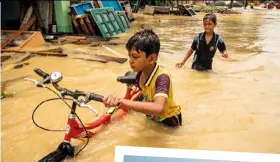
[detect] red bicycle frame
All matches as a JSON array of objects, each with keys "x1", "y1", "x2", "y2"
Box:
[
  {"x1": 63, "y1": 86, "x2": 141, "y2": 142},
  {"x1": 27, "y1": 68, "x2": 141, "y2": 161}
]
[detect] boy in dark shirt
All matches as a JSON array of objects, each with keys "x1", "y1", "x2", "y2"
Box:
[{"x1": 176, "y1": 13, "x2": 229, "y2": 71}]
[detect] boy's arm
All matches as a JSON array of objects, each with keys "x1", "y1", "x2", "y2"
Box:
[
  {"x1": 103, "y1": 75, "x2": 170, "y2": 116},
  {"x1": 119, "y1": 97, "x2": 166, "y2": 116},
  {"x1": 176, "y1": 49, "x2": 194, "y2": 68},
  {"x1": 217, "y1": 36, "x2": 229, "y2": 58},
  {"x1": 176, "y1": 35, "x2": 198, "y2": 68},
  {"x1": 181, "y1": 49, "x2": 194, "y2": 63},
  {"x1": 120, "y1": 74, "x2": 170, "y2": 116},
  {"x1": 221, "y1": 50, "x2": 228, "y2": 58}
]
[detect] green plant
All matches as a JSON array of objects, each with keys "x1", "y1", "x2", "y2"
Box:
[{"x1": 1, "y1": 84, "x2": 14, "y2": 99}]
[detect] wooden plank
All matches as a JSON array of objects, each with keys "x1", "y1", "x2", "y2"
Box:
[
  {"x1": 78, "y1": 16, "x2": 90, "y2": 35},
  {"x1": 15, "y1": 53, "x2": 36, "y2": 63},
  {"x1": 84, "y1": 15, "x2": 96, "y2": 35},
  {"x1": 101, "y1": 45, "x2": 126, "y2": 58},
  {"x1": 18, "y1": 31, "x2": 45, "y2": 50},
  {"x1": 1, "y1": 49, "x2": 68, "y2": 57},
  {"x1": 49, "y1": 0, "x2": 53, "y2": 25},
  {"x1": 86, "y1": 36, "x2": 111, "y2": 41},
  {"x1": 72, "y1": 15, "x2": 83, "y2": 33},
  {"x1": 14, "y1": 62, "x2": 30, "y2": 69},
  {"x1": 20, "y1": 3, "x2": 27, "y2": 26},
  {"x1": 71, "y1": 54, "x2": 109, "y2": 63},
  {"x1": 70, "y1": 52, "x2": 127, "y2": 64},
  {"x1": 1, "y1": 53, "x2": 35, "y2": 63},
  {"x1": 20, "y1": 6, "x2": 33, "y2": 29},
  {"x1": 1, "y1": 55, "x2": 12, "y2": 63},
  {"x1": 1, "y1": 76, "x2": 33, "y2": 85},
  {"x1": 78, "y1": 18, "x2": 89, "y2": 35},
  {"x1": 38, "y1": 47, "x2": 63, "y2": 53},
  {"x1": 91, "y1": 53, "x2": 127, "y2": 63},
  {"x1": 1, "y1": 15, "x2": 36, "y2": 49},
  {"x1": 74, "y1": 15, "x2": 90, "y2": 35},
  {"x1": 25, "y1": 14, "x2": 37, "y2": 29},
  {"x1": 72, "y1": 39, "x2": 92, "y2": 45},
  {"x1": 58, "y1": 36, "x2": 86, "y2": 43},
  {"x1": 90, "y1": 41, "x2": 120, "y2": 47}
]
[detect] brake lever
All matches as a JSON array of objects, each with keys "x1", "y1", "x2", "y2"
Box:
[
  {"x1": 80, "y1": 103, "x2": 98, "y2": 116},
  {"x1": 73, "y1": 99, "x2": 98, "y2": 116},
  {"x1": 24, "y1": 78, "x2": 46, "y2": 88}
]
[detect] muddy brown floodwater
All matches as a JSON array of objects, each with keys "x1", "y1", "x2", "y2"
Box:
[{"x1": 2, "y1": 9, "x2": 280, "y2": 162}]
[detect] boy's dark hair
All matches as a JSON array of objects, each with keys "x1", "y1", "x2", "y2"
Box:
[
  {"x1": 203, "y1": 13, "x2": 217, "y2": 24},
  {"x1": 126, "y1": 29, "x2": 160, "y2": 57}
]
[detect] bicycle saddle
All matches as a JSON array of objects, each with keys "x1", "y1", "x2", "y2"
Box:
[{"x1": 117, "y1": 71, "x2": 138, "y2": 85}]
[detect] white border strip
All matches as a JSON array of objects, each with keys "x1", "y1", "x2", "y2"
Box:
[{"x1": 115, "y1": 146, "x2": 280, "y2": 162}]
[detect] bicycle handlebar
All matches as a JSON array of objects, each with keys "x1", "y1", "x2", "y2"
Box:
[
  {"x1": 87, "y1": 93, "x2": 104, "y2": 103},
  {"x1": 27, "y1": 68, "x2": 105, "y2": 103},
  {"x1": 34, "y1": 68, "x2": 49, "y2": 79}
]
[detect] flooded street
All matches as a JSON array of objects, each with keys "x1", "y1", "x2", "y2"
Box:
[{"x1": 2, "y1": 9, "x2": 280, "y2": 161}]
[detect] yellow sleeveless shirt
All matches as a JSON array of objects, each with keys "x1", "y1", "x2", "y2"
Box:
[{"x1": 139, "y1": 63, "x2": 181, "y2": 121}]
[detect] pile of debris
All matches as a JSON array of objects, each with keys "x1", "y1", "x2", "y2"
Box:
[
  {"x1": 1, "y1": 0, "x2": 133, "y2": 65},
  {"x1": 1, "y1": 0, "x2": 134, "y2": 38},
  {"x1": 217, "y1": 8, "x2": 241, "y2": 14},
  {"x1": 142, "y1": 3, "x2": 197, "y2": 17},
  {"x1": 192, "y1": 6, "x2": 241, "y2": 14},
  {"x1": 69, "y1": 1, "x2": 134, "y2": 37},
  {"x1": 1, "y1": 35, "x2": 128, "y2": 67}
]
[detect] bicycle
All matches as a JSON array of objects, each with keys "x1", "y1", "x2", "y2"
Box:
[{"x1": 25, "y1": 68, "x2": 141, "y2": 162}]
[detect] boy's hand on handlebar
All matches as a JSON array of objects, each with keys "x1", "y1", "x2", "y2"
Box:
[{"x1": 103, "y1": 94, "x2": 121, "y2": 107}]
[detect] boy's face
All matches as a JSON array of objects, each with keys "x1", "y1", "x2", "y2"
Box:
[
  {"x1": 203, "y1": 18, "x2": 216, "y2": 33},
  {"x1": 128, "y1": 48, "x2": 157, "y2": 72}
]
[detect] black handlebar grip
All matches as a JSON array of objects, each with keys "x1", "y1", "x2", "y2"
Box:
[
  {"x1": 89, "y1": 93, "x2": 104, "y2": 102},
  {"x1": 34, "y1": 68, "x2": 49, "y2": 79}
]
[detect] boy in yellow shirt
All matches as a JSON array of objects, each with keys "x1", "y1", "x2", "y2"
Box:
[{"x1": 103, "y1": 29, "x2": 182, "y2": 127}]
